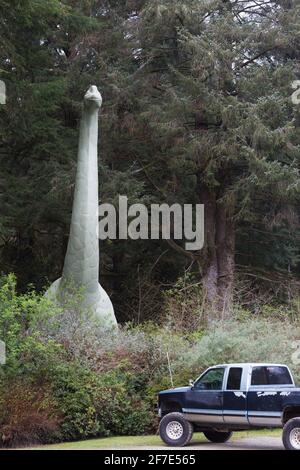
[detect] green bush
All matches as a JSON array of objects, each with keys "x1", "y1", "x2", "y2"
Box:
[
  {"x1": 49, "y1": 362, "x2": 155, "y2": 440},
  {"x1": 177, "y1": 319, "x2": 300, "y2": 384}
]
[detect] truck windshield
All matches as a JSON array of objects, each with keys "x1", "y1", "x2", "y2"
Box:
[{"x1": 251, "y1": 366, "x2": 293, "y2": 386}]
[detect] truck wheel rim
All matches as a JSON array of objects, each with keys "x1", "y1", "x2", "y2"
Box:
[
  {"x1": 290, "y1": 428, "x2": 300, "y2": 449},
  {"x1": 165, "y1": 421, "x2": 184, "y2": 440}
]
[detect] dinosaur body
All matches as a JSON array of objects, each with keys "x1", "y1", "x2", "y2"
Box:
[{"x1": 47, "y1": 86, "x2": 117, "y2": 327}]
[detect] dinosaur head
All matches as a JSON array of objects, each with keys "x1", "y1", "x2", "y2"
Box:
[{"x1": 84, "y1": 85, "x2": 102, "y2": 110}]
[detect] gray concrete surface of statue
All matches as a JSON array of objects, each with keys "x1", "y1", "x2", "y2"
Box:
[{"x1": 47, "y1": 86, "x2": 117, "y2": 328}]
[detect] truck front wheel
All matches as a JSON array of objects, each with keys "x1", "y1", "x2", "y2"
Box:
[
  {"x1": 204, "y1": 430, "x2": 233, "y2": 443},
  {"x1": 283, "y1": 418, "x2": 300, "y2": 450},
  {"x1": 159, "y1": 412, "x2": 193, "y2": 447}
]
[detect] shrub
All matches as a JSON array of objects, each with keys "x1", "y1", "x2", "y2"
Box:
[
  {"x1": 0, "y1": 380, "x2": 60, "y2": 448},
  {"x1": 91, "y1": 369, "x2": 156, "y2": 436},
  {"x1": 178, "y1": 319, "x2": 300, "y2": 384},
  {"x1": 46, "y1": 361, "x2": 156, "y2": 440}
]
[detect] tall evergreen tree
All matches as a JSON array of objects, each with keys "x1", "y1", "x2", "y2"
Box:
[{"x1": 126, "y1": 0, "x2": 300, "y2": 318}]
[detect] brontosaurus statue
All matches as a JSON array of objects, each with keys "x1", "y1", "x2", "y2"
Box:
[{"x1": 47, "y1": 85, "x2": 117, "y2": 327}]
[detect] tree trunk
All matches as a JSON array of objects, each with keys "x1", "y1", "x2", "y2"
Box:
[
  {"x1": 199, "y1": 185, "x2": 218, "y2": 308},
  {"x1": 198, "y1": 178, "x2": 235, "y2": 320},
  {"x1": 216, "y1": 194, "x2": 235, "y2": 319}
]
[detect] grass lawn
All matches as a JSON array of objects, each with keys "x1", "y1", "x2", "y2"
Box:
[{"x1": 25, "y1": 429, "x2": 282, "y2": 450}]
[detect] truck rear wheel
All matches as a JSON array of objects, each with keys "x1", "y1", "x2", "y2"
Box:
[
  {"x1": 283, "y1": 418, "x2": 300, "y2": 450},
  {"x1": 204, "y1": 430, "x2": 233, "y2": 443},
  {"x1": 159, "y1": 412, "x2": 193, "y2": 447}
]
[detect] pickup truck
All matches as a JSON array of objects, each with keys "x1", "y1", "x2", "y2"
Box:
[{"x1": 158, "y1": 363, "x2": 300, "y2": 450}]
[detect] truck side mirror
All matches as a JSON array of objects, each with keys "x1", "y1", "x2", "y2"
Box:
[{"x1": 189, "y1": 379, "x2": 194, "y2": 388}]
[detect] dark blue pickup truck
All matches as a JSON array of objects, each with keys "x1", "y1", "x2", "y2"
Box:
[{"x1": 158, "y1": 363, "x2": 300, "y2": 450}]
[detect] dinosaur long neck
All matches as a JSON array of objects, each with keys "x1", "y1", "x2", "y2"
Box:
[{"x1": 62, "y1": 105, "x2": 99, "y2": 294}]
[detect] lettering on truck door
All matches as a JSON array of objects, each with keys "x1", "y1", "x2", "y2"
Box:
[{"x1": 247, "y1": 366, "x2": 292, "y2": 426}]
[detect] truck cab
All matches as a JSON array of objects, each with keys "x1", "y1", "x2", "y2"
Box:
[{"x1": 158, "y1": 363, "x2": 300, "y2": 449}]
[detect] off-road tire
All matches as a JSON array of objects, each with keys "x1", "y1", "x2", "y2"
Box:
[
  {"x1": 159, "y1": 412, "x2": 193, "y2": 447},
  {"x1": 283, "y1": 417, "x2": 300, "y2": 450}
]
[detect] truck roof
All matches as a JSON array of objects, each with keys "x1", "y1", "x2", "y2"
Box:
[{"x1": 211, "y1": 363, "x2": 288, "y2": 368}]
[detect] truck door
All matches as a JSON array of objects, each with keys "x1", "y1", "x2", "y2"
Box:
[
  {"x1": 184, "y1": 367, "x2": 225, "y2": 424},
  {"x1": 247, "y1": 366, "x2": 292, "y2": 426},
  {"x1": 223, "y1": 366, "x2": 248, "y2": 426}
]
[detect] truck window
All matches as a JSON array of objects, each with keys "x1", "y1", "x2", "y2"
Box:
[
  {"x1": 251, "y1": 367, "x2": 268, "y2": 385},
  {"x1": 251, "y1": 366, "x2": 293, "y2": 386},
  {"x1": 194, "y1": 367, "x2": 225, "y2": 391},
  {"x1": 267, "y1": 366, "x2": 293, "y2": 385},
  {"x1": 226, "y1": 367, "x2": 243, "y2": 390}
]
